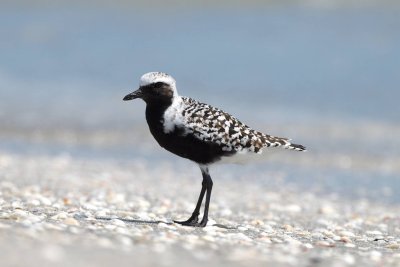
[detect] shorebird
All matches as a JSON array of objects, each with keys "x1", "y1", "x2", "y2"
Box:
[{"x1": 123, "y1": 72, "x2": 306, "y2": 227}]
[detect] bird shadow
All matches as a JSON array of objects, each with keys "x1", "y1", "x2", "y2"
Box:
[
  {"x1": 95, "y1": 217, "x2": 237, "y2": 229},
  {"x1": 95, "y1": 216, "x2": 172, "y2": 225}
]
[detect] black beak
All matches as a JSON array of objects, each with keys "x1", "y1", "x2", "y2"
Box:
[{"x1": 123, "y1": 88, "x2": 142, "y2": 101}]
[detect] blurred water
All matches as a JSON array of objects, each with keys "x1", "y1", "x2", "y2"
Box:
[
  {"x1": 1, "y1": 5, "x2": 399, "y2": 202},
  {"x1": 1, "y1": 6, "x2": 400, "y2": 124}
]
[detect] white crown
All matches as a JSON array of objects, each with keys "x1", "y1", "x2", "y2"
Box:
[{"x1": 139, "y1": 72, "x2": 177, "y2": 88}]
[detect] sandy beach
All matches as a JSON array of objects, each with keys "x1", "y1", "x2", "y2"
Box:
[{"x1": 1, "y1": 151, "x2": 399, "y2": 267}]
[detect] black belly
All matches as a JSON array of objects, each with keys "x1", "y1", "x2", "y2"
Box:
[
  {"x1": 145, "y1": 104, "x2": 234, "y2": 165},
  {"x1": 153, "y1": 127, "x2": 234, "y2": 164}
]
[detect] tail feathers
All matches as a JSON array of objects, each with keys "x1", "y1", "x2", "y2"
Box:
[
  {"x1": 257, "y1": 132, "x2": 306, "y2": 152},
  {"x1": 286, "y1": 143, "x2": 307, "y2": 151}
]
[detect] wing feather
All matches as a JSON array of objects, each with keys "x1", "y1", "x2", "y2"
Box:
[{"x1": 179, "y1": 97, "x2": 304, "y2": 153}]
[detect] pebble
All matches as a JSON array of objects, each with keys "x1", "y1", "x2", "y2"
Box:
[
  {"x1": 237, "y1": 226, "x2": 248, "y2": 231},
  {"x1": 62, "y1": 218, "x2": 79, "y2": 226},
  {"x1": 51, "y1": 212, "x2": 68, "y2": 220},
  {"x1": 202, "y1": 235, "x2": 215, "y2": 242},
  {"x1": 315, "y1": 241, "x2": 335, "y2": 247},
  {"x1": 338, "y1": 230, "x2": 356, "y2": 237},
  {"x1": 386, "y1": 243, "x2": 400, "y2": 249},
  {"x1": 9, "y1": 210, "x2": 29, "y2": 220},
  {"x1": 340, "y1": 236, "x2": 352, "y2": 243},
  {"x1": 39, "y1": 197, "x2": 53, "y2": 206},
  {"x1": 111, "y1": 219, "x2": 126, "y2": 227},
  {"x1": 250, "y1": 219, "x2": 264, "y2": 226},
  {"x1": 366, "y1": 230, "x2": 383, "y2": 236},
  {"x1": 28, "y1": 199, "x2": 41, "y2": 206},
  {"x1": 311, "y1": 232, "x2": 324, "y2": 239},
  {"x1": 282, "y1": 224, "x2": 293, "y2": 232},
  {"x1": 344, "y1": 243, "x2": 356, "y2": 248},
  {"x1": 95, "y1": 210, "x2": 108, "y2": 218},
  {"x1": 262, "y1": 224, "x2": 274, "y2": 233},
  {"x1": 302, "y1": 243, "x2": 313, "y2": 249}
]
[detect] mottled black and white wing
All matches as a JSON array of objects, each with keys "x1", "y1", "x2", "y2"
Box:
[{"x1": 180, "y1": 97, "x2": 306, "y2": 153}]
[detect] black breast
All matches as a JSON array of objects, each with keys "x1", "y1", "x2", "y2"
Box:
[{"x1": 145, "y1": 104, "x2": 234, "y2": 165}]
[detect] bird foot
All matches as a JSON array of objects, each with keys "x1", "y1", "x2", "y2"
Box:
[{"x1": 174, "y1": 216, "x2": 208, "y2": 227}]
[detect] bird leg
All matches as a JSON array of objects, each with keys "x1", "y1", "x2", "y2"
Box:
[
  {"x1": 198, "y1": 168, "x2": 213, "y2": 227},
  {"x1": 174, "y1": 166, "x2": 213, "y2": 227}
]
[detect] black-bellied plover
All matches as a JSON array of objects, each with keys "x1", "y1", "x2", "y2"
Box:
[{"x1": 123, "y1": 72, "x2": 306, "y2": 227}]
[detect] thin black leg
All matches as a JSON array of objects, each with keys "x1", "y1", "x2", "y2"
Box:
[
  {"x1": 174, "y1": 165, "x2": 213, "y2": 227},
  {"x1": 174, "y1": 180, "x2": 206, "y2": 226},
  {"x1": 198, "y1": 168, "x2": 213, "y2": 227}
]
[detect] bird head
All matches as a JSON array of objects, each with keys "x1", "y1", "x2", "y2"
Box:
[{"x1": 123, "y1": 72, "x2": 178, "y2": 104}]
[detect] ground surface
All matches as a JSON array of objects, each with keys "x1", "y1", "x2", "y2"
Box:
[{"x1": 1, "y1": 152, "x2": 399, "y2": 267}]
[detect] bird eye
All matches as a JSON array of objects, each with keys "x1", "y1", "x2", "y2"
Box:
[{"x1": 154, "y1": 82, "x2": 164, "y2": 88}]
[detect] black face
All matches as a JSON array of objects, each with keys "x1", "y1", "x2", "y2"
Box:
[
  {"x1": 123, "y1": 82, "x2": 174, "y2": 105},
  {"x1": 141, "y1": 82, "x2": 173, "y2": 100}
]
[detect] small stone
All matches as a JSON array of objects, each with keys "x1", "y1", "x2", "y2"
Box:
[
  {"x1": 10, "y1": 210, "x2": 28, "y2": 220},
  {"x1": 303, "y1": 243, "x2": 313, "y2": 249},
  {"x1": 311, "y1": 232, "x2": 324, "y2": 239},
  {"x1": 39, "y1": 197, "x2": 52, "y2": 206},
  {"x1": 282, "y1": 224, "x2": 293, "y2": 232},
  {"x1": 28, "y1": 199, "x2": 41, "y2": 206},
  {"x1": 51, "y1": 212, "x2": 68, "y2": 220},
  {"x1": 250, "y1": 219, "x2": 264, "y2": 226},
  {"x1": 338, "y1": 230, "x2": 356, "y2": 237},
  {"x1": 111, "y1": 219, "x2": 126, "y2": 227},
  {"x1": 202, "y1": 235, "x2": 215, "y2": 242},
  {"x1": 262, "y1": 225, "x2": 274, "y2": 233},
  {"x1": 297, "y1": 231, "x2": 311, "y2": 237},
  {"x1": 63, "y1": 197, "x2": 72, "y2": 206},
  {"x1": 322, "y1": 230, "x2": 334, "y2": 237},
  {"x1": 95, "y1": 210, "x2": 108, "y2": 218},
  {"x1": 341, "y1": 236, "x2": 352, "y2": 243},
  {"x1": 386, "y1": 243, "x2": 400, "y2": 249},
  {"x1": 237, "y1": 226, "x2": 248, "y2": 231},
  {"x1": 63, "y1": 218, "x2": 79, "y2": 226},
  {"x1": 366, "y1": 230, "x2": 383, "y2": 236},
  {"x1": 315, "y1": 241, "x2": 335, "y2": 247},
  {"x1": 11, "y1": 201, "x2": 23, "y2": 209}
]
